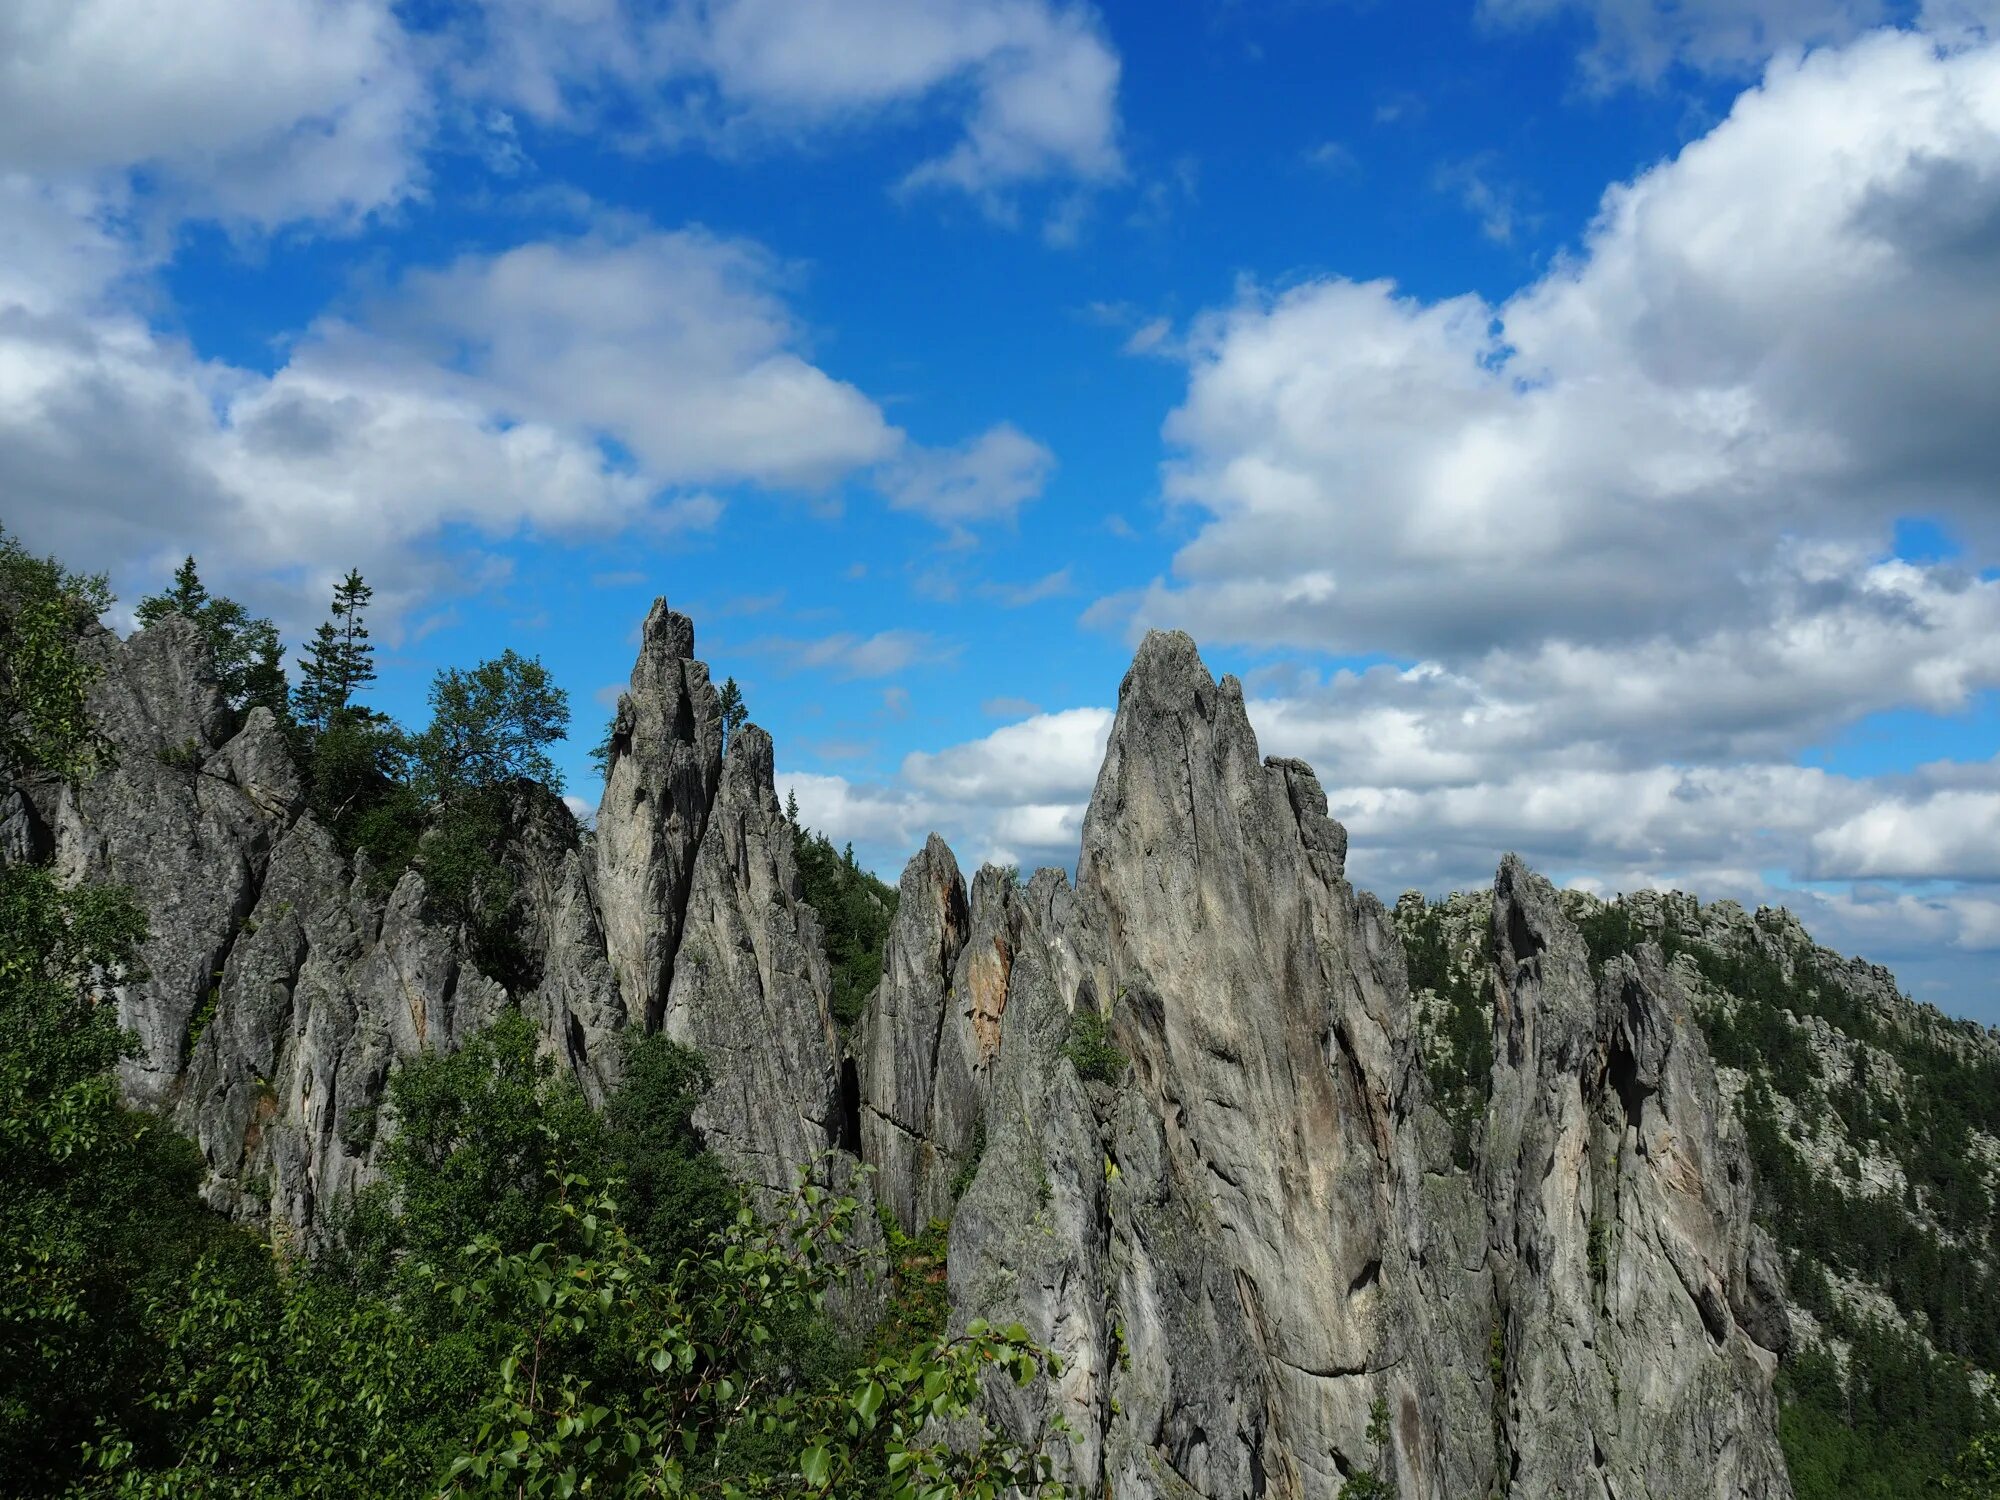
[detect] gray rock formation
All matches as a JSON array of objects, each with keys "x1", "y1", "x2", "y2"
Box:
[
  {"x1": 662, "y1": 724, "x2": 843, "y2": 1198},
  {"x1": 14, "y1": 597, "x2": 1802, "y2": 1498},
  {"x1": 862, "y1": 630, "x2": 1794, "y2": 1499},
  {"x1": 38, "y1": 619, "x2": 300, "y2": 1106},
  {"x1": 1485, "y1": 857, "x2": 1790, "y2": 1498},
  {"x1": 594, "y1": 600, "x2": 721, "y2": 1031},
  {"x1": 856, "y1": 833, "x2": 970, "y2": 1232}
]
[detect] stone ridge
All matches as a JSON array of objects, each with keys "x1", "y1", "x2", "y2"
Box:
[{"x1": 16, "y1": 602, "x2": 1802, "y2": 1497}]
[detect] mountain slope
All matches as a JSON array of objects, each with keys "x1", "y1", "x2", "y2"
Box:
[{"x1": 1396, "y1": 885, "x2": 2000, "y2": 1495}]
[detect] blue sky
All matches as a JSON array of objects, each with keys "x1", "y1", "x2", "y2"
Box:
[{"x1": 7, "y1": 0, "x2": 2000, "y2": 1018}]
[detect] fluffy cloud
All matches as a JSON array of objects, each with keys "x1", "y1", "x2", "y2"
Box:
[
  {"x1": 1116, "y1": 30, "x2": 2000, "y2": 669},
  {"x1": 338, "y1": 229, "x2": 900, "y2": 490},
  {"x1": 782, "y1": 706, "x2": 1110, "y2": 870},
  {"x1": 453, "y1": 0, "x2": 1123, "y2": 201},
  {"x1": 882, "y1": 423, "x2": 1056, "y2": 528},
  {"x1": 0, "y1": 218, "x2": 909, "y2": 625},
  {"x1": 0, "y1": 0, "x2": 426, "y2": 225},
  {"x1": 2, "y1": 0, "x2": 1124, "y2": 237}
]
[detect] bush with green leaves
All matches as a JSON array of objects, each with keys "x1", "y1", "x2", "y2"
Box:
[
  {"x1": 75, "y1": 1003, "x2": 1071, "y2": 1500},
  {"x1": 0, "y1": 536, "x2": 262, "y2": 1489},
  {"x1": 0, "y1": 527, "x2": 114, "y2": 778},
  {"x1": 441, "y1": 1170, "x2": 1069, "y2": 1498},
  {"x1": 1062, "y1": 1006, "x2": 1126, "y2": 1085}
]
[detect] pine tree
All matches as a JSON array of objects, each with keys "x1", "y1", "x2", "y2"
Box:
[
  {"x1": 135, "y1": 556, "x2": 209, "y2": 627},
  {"x1": 717, "y1": 677, "x2": 747, "y2": 746},
  {"x1": 295, "y1": 570, "x2": 376, "y2": 730},
  {"x1": 331, "y1": 569, "x2": 375, "y2": 700}
]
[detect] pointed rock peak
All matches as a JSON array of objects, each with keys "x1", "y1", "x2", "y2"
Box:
[
  {"x1": 720, "y1": 723, "x2": 775, "y2": 793},
  {"x1": 639, "y1": 598, "x2": 696, "y2": 662},
  {"x1": 883, "y1": 834, "x2": 970, "y2": 984},
  {"x1": 1490, "y1": 853, "x2": 1597, "y2": 1040},
  {"x1": 1120, "y1": 628, "x2": 1217, "y2": 705},
  {"x1": 893, "y1": 835, "x2": 969, "y2": 936},
  {"x1": 1493, "y1": 854, "x2": 1565, "y2": 965},
  {"x1": 912, "y1": 832, "x2": 960, "y2": 880},
  {"x1": 1109, "y1": 628, "x2": 1254, "y2": 738}
]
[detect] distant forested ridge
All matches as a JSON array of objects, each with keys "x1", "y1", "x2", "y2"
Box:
[{"x1": 1399, "y1": 887, "x2": 2000, "y2": 1498}]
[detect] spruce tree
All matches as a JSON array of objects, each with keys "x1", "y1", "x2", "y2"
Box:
[
  {"x1": 295, "y1": 569, "x2": 376, "y2": 729},
  {"x1": 135, "y1": 556, "x2": 208, "y2": 625},
  {"x1": 717, "y1": 676, "x2": 747, "y2": 746},
  {"x1": 331, "y1": 569, "x2": 375, "y2": 701}
]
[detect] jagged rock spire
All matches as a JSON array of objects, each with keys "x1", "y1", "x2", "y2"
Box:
[
  {"x1": 593, "y1": 599, "x2": 721, "y2": 1030},
  {"x1": 661, "y1": 723, "x2": 844, "y2": 1197}
]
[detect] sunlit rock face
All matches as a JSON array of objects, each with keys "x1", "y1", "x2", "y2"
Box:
[
  {"x1": 863, "y1": 629, "x2": 1792, "y2": 1499},
  {"x1": 21, "y1": 602, "x2": 1794, "y2": 1496}
]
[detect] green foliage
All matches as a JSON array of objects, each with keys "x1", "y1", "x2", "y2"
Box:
[
  {"x1": 1339, "y1": 1396, "x2": 1397, "y2": 1498},
  {"x1": 411, "y1": 649, "x2": 571, "y2": 806},
  {"x1": 1396, "y1": 899, "x2": 1493, "y2": 1166},
  {"x1": 84, "y1": 1260, "x2": 447, "y2": 1498},
  {"x1": 135, "y1": 555, "x2": 288, "y2": 720},
  {"x1": 1778, "y1": 1323, "x2": 1997, "y2": 1500},
  {"x1": 1941, "y1": 1428, "x2": 2000, "y2": 1498},
  {"x1": 868, "y1": 1213, "x2": 953, "y2": 1364},
  {"x1": 1573, "y1": 900, "x2": 1648, "y2": 976},
  {"x1": 411, "y1": 786, "x2": 530, "y2": 984},
  {"x1": 294, "y1": 569, "x2": 377, "y2": 731},
  {"x1": 438, "y1": 1171, "x2": 1068, "y2": 1500},
  {"x1": 1062, "y1": 1006, "x2": 1127, "y2": 1085},
  {"x1": 603, "y1": 1031, "x2": 740, "y2": 1267},
  {"x1": 346, "y1": 1012, "x2": 608, "y2": 1283},
  {"x1": 717, "y1": 675, "x2": 747, "y2": 744},
  {"x1": 64, "y1": 995, "x2": 1070, "y2": 1498},
  {"x1": 304, "y1": 707, "x2": 422, "y2": 880},
  {"x1": 0, "y1": 859, "x2": 264, "y2": 1489},
  {"x1": 790, "y1": 809, "x2": 898, "y2": 1028},
  {"x1": 590, "y1": 713, "x2": 618, "y2": 783},
  {"x1": 0, "y1": 525, "x2": 114, "y2": 778}
]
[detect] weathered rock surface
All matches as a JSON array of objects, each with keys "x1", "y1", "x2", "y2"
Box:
[
  {"x1": 37, "y1": 620, "x2": 300, "y2": 1106},
  {"x1": 856, "y1": 833, "x2": 970, "y2": 1232},
  {"x1": 1485, "y1": 857, "x2": 1790, "y2": 1499},
  {"x1": 594, "y1": 601, "x2": 721, "y2": 1031},
  {"x1": 16, "y1": 601, "x2": 1803, "y2": 1497},
  {"x1": 863, "y1": 630, "x2": 1794, "y2": 1499},
  {"x1": 662, "y1": 724, "x2": 843, "y2": 1198}
]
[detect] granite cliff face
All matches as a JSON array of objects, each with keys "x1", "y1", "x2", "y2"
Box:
[
  {"x1": 858, "y1": 632, "x2": 1792, "y2": 1498},
  {"x1": 13, "y1": 603, "x2": 1803, "y2": 1497}
]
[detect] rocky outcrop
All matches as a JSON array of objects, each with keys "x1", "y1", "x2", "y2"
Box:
[
  {"x1": 662, "y1": 724, "x2": 844, "y2": 1198},
  {"x1": 17, "y1": 597, "x2": 1801, "y2": 1497},
  {"x1": 36, "y1": 619, "x2": 301, "y2": 1106},
  {"x1": 594, "y1": 601, "x2": 721, "y2": 1031},
  {"x1": 862, "y1": 630, "x2": 1794, "y2": 1499},
  {"x1": 1074, "y1": 631, "x2": 1421, "y2": 1496},
  {"x1": 856, "y1": 833, "x2": 970, "y2": 1232},
  {"x1": 1486, "y1": 858, "x2": 1790, "y2": 1498},
  {"x1": 7, "y1": 596, "x2": 856, "y2": 1249}
]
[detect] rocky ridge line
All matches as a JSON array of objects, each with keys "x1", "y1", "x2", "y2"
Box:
[{"x1": 10, "y1": 604, "x2": 1799, "y2": 1498}]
